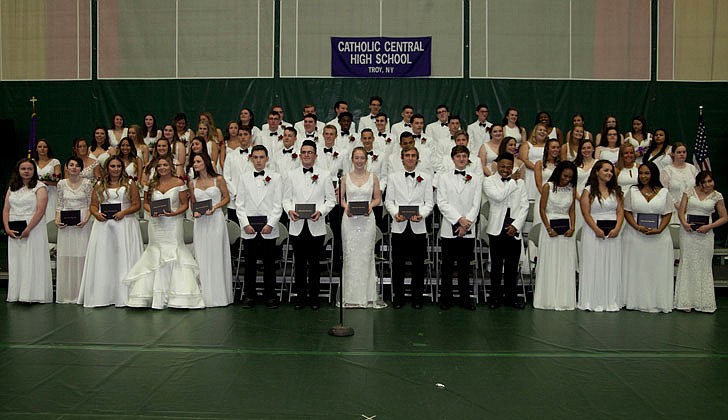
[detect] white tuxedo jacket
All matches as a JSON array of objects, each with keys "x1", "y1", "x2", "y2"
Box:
[
  {"x1": 235, "y1": 169, "x2": 283, "y2": 240},
  {"x1": 282, "y1": 165, "x2": 336, "y2": 237},
  {"x1": 483, "y1": 175, "x2": 529, "y2": 239},
  {"x1": 435, "y1": 169, "x2": 483, "y2": 239},
  {"x1": 385, "y1": 170, "x2": 434, "y2": 234},
  {"x1": 223, "y1": 146, "x2": 253, "y2": 209}
]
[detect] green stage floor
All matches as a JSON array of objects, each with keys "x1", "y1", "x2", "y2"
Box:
[{"x1": 1, "y1": 293, "x2": 727, "y2": 419}]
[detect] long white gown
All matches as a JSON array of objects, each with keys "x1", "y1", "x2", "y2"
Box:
[
  {"x1": 524, "y1": 144, "x2": 544, "y2": 200},
  {"x1": 192, "y1": 178, "x2": 233, "y2": 307},
  {"x1": 622, "y1": 187, "x2": 674, "y2": 312},
  {"x1": 533, "y1": 183, "x2": 577, "y2": 310},
  {"x1": 36, "y1": 159, "x2": 60, "y2": 221},
  {"x1": 674, "y1": 188, "x2": 722, "y2": 312},
  {"x1": 341, "y1": 173, "x2": 382, "y2": 308},
  {"x1": 6, "y1": 183, "x2": 53, "y2": 303},
  {"x1": 617, "y1": 166, "x2": 638, "y2": 190},
  {"x1": 661, "y1": 163, "x2": 699, "y2": 213},
  {"x1": 578, "y1": 186, "x2": 622, "y2": 312},
  {"x1": 78, "y1": 183, "x2": 143, "y2": 307},
  {"x1": 125, "y1": 185, "x2": 204, "y2": 309},
  {"x1": 55, "y1": 178, "x2": 94, "y2": 303}
]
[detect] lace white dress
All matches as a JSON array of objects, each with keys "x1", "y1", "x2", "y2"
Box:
[
  {"x1": 192, "y1": 178, "x2": 233, "y2": 307},
  {"x1": 80, "y1": 159, "x2": 100, "y2": 182},
  {"x1": 674, "y1": 188, "x2": 723, "y2": 312},
  {"x1": 78, "y1": 183, "x2": 143, "y2": 307},
  {"x1": 578, "y1": 187, "x2": 622, "y2": 312},
  {"x1": 622, "y1": 187, "x2": 674, "y2": 312},
  {"x1": 36, "y1": 159, "x2": 60, "y2": 221},
  {"x1": 6, "y1": 183, "x2": 53, "y2": 303},
  {"x1": 125, "y1": 185, "x2": 204, "y2": 309},
  {"x1": 533, "y1": 183, "x2": 577, "y2": 310},
  {"x1": 661, "y1": 163, "x2": 699, "y2": 212},
  {"x1": 55, "y1": 178, "x2": 94, "y2": 303},
  {"x1": 341, "y1": 173, "x2": 382, "y2": 308}
]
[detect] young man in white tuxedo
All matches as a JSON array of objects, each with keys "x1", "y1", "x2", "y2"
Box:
[
  {"x1": 425, "y1": 104, "x2": 450, "y2": 143},
  {"x1": 483, "y1": 152, "x2": 529, "y2": 309},
  {"x1": 327, "y1": 100, "x2": 357, "y2": 134},
  {"x1": 358, "y1": 96, "x2": 388, "y2": 133},
  {"x1": 435, "y1": 145, "x2": 481, "y2": 310},
  {"x1": 385, "y1": 145, "x2": 434, "y2": 309},
  {"x1": 259, "y1": 111, "x2": 284, "y2": 153},
  {"x1": 294, "y1": 105, "x2": 325, "y2": 136},
  {"x1": 319, "y1": 125, "x2": 346, "y2": 273},
  {"x1": 235, "y1": 145, "x2": 283, "y2": 309},
  {"x1": 467, "y1": 103, "x2": 492, "y2": 155},
  {"x1": 271, "y1": 127, "x2": 301, "y2": 175},
  {"x1": 283, "y1": 140, "x2": 336, "y2": 310},
  {"x1": 390, "y1": 105, "x2": 414, "y2": 144},
  {"x1": 335, "y1": 112, "x2": 358, "y2": 151},
  {"x1": 223, "y1": 126, "x2": 254, "y2": 223},
  {"x1": 387, "y1": 131, "x2": 435, "y2": 178}
]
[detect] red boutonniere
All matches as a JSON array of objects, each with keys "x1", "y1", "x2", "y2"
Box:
[
  {"x1": 464, "y1": 174, "x2": 473, "y2": 183},
  {"x1": 278, "y1": 135, "x2": 283, "y2": 140},
  {"x1": 178, "y1": 175, "x2": 189, "y2": 182},
  {"x1": 130, "y1": 176, "x2": 139, "y2": 182},
  {"x1": 291, "y1": 153, "x2": 298, "y2": 159},
  {"x1": 313, "y1": 136, "x2": 319, "y2": 142},
  {"x1": 333, "y1": 151, "x2": 339, "y2": 158},
  {"x1": 421, "y1": 137, "x2": 427, "y2": 144},
  {"x1": 349, "y1": 136, "x2": 355, "y2": 142},
  {"x1": 264, "y1": 175, "x2": 271, "y2": 185},
  {"x1": 385, "y1": 137, "x2": 392, "y2": 144},
  {"x1": 416, "y1": 175, "x2": 424, "y2": 183},
  {"x1": 311, "y1": 174, "x2": 319, "y2": 183},
  {"x1": 371, "y1": 154, "x2": 378, "y2": 161}
]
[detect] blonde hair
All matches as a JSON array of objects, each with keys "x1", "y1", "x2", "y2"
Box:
[{"x1": 95, "y1": 156, "x2": 131, "y2": 202}]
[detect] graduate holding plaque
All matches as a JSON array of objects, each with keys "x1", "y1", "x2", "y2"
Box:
[
  {"x1": 438, "y1": 146, "x2": 484, "y2": 310},
  {"x1": 622, "y1": 162, "x2": 674, "y2": 312},
  {"x1": 78, "y1": 157, "x2": 142, "y2": 307},
  {"x1": 283, "y1": 140, "x2": 335, "y2": 309},
  {"x1": 190, "y1": 152, "x2": 233, "y2": 307},
  {"x1": 55, "y1": 157, "x2": 94, "y2": 303},
  {"x1": 578, "y1": 160, "x2": 624, "y2": 312},
  {"x1": 340, "y1": 146, "x2": 384, "y2": 308},
  {"x1": 235, "y1": 145, "x2": 284, "y2": 309},
  {"x1": 384, "y1": 145, "x2": 434, "y2": 309},
  {"x1": 674, "y1": 171, "x2": 728, "y2": 312},
  {"x1": 533, "y1": 161, "x2": 578, "y2": 311}
]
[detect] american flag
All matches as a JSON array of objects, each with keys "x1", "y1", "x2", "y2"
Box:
[{"x1": 693, "y1": 111, "x2": 710, "y2": 171}]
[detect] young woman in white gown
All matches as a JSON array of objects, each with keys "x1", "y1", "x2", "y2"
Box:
[
  {"x1": 622, "y1": 162, "x2": 675, "y2": 312},
  {"x1": 578, "y1": 160, "x2": 624, "y2": 312},
  {"x1": 3, "y1": 158, "x2": 53, "y2": 303},
  {"x1": 533, "y1": 161, "x2": 578, "y2": 310},
  {"x1": 55, "y1": 157, "x2": 94, "y2": 303},
  {"x1": 642, "y1": 128, "x2": 672, "y2": 172},
  {"x1": 33, "y1": 139, "x2": 61, "y2": 222},
  {"x1": 107, "y1": 113, "x2": 128, "y2": 148},
  {"x1": 189, "y1": 153, "x2": 233, "y2": 307},
  {"x1": 519, "y1": 123, "x2": 548, "y2": 200},
  {"x1": 90, "y1": 126, "x2": 113, "y2": 168},
  {"x1": 341, "y1": 146, "x2": 385, "y2": 308},
  {"x1": 615, "y1": 143, "x2": 639, "y2": 190},
  {"x1": 660, "y1": 142, "x2": 698, "y2": 212},
  {"x1": 78, "y1": 157, "x2": 142, "y2": 307},
  {"x1": 574, "y1": 139, "x2": 596, "y2": 230},
  {"x1": 125, "y1": 157, "x2": 204, "y2": 309},
  {"x1": 73, "y1": 137, "x2": 101, "y2": 182},
  {"x1": 674, "y1": 171, "x2": 728, "y2": 312},
  {"x1": 595, "y1": 127, "x2": 621, "y2": 165}
]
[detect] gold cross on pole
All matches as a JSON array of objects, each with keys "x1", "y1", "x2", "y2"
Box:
[{"x1": 30, "y1": 96, "x2": 38, "y2": 113}]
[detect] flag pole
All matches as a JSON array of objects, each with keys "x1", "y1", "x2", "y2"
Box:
[
  {"x1": 28, "y1": 96, "x2": 38, "y2": 158},
  {"x1": 699, "y1": 105, "x2": 703, "y2": 116}
]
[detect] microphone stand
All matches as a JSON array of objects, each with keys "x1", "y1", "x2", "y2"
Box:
[{"x1": 329, "y1": 169, "x2": 354, "y2": 337}]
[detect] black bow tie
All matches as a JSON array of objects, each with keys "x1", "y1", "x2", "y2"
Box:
[
  {"x1": 323, "y1": 147, "x2": 333, "y2": 153},
  {"x1": 378, "y1": 132, "x2": 386, "y2": 138},
  {"x1": 240, "y1": 148, "x2": 249, "y2": 154},
  {"x1": 413, "y1": 134, "x2": 421, "y2": 139},
  {"x1": 367, "y1": 151, "x2": 374, "y2": 156},
  {"x1": 404, "y1": 123, "x2": 411, "y2": 127},
  {"x1": 282, "y1": 148, "x2": 293, "y2": 154},
  {"x1": 370, "y1": 115, "x2": 376, "y2": 119},
  {"x1": 441, "y1": 123, "x2": 447, "y2": 127},
  {"x1": 254, "y1": 170, "x2": 265, "y2": 177},
  {"x1": 451, "y1": 136, "x2": 455, "y2": 140},
  {"x1": 341, "y1": 130, "x2": 349, "y2": 135},
  {"x1": 303, "y1": 167, "x2": 313, "y2": 174},
  {"x1": 269, "y1": 132, "x2": 278, "y2": 136},
  {"x1": 405, "y1": 171, "x2": 415, "y2": 178},
  {"x1": 306, "y1": 133, "x2": 315, "y2": 137},
  {"x1": 454, "y1": 170, "x2": 466, "y2": 176},
  {"x1": 501, "y1": 177, "x2": 511, "y2": 182}
]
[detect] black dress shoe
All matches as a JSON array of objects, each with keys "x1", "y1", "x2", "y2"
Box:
[
  {"x1": 507, "y1": 300, "x2": 526, "y2": 309},
  {"x1": 412, "y1": 302, "x2": 423, "y2": 309},
  {"x1": 241, "y1": 297, "x2": 256, "y2": 308},
  {"x1": 488, "y1": 301, "x2": 501, "y2": 310},
  {"x1": 460, "y1": 300, "x2": 476, "y2": 310},
  {"x1": 265, "y1": 298, "x2": 281, "y2": 309},
  {"x1": 310, "y1": 298, "x2": 321, "y2": 310},
  {"x1": 294, "y1": 301, "x2": 306, "y2": 310},
  {"x1": 392, "y1": 300, "x2": 404, "y2": 309},
  {"x1": 439, "y1": 301, "x2": 452, "y2": 310}
]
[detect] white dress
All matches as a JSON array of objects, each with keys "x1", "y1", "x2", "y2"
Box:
[
  {"x1": 661, "y1": 164, "x2": 699, "y2": 212},
  {"x1": 578, "y1": 186, "x2": 622, "y2": 312},
  {"x1": 125, "y1": 185, "x2": 204, "y2": 309},
  {"x1": 617, "y1": 166, "x2": 638, "y2": 190},
  {"x1": 55, "y1": 178, "x2": 94, "y2": 303},
  {"x1": 533, "y1": 183, "x2": 577, "y2": 310},
  {"x1": 598, "y1": 147, "x2": 620, "y2": 165},
  {"x1": 80, "y1": 159, "x2": 100, "y2": 182},
  {"x1": 524, "y1": 144, "x2": 544, "y2": 200},
  {"x1": 481, "y1": 142, "x2": 499, "y2": 167},
  {"x1": 504, "y1": 125, "x2": 523, "y2": 144},
  {"x1": 77, "y1": 183, "x2": 143, "y2": 307},
  {"x1": 674, "y1": 188, "x2": 722, "y2": 312},
  {"x1": 108, "y1": 128, "x2": 128, "y2": 148},
  {"x1": 192, "y1": 178, "x2": 233, "y2": 307},
  {"x1": 342, "y1": 173, "x2": 382, "y2": 308},
  {"x1": 6, "y1": 183, "x2": 53, "y2": 303},
  {"x1": 622, "y1": 187, "x2": 674, "y2": 312},
  {"x1": 36, "y1": 158, "x2": 60, "y2": 221},
  {"x1": 645, "y1": 147, "x2": 673, "y2": 172},
  {"x1": 91, "y1": 150, "x2": 111, "y2": 168}
]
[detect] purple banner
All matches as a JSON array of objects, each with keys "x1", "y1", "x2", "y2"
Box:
[{"x1": 331, "y1": 37, "x2": 431, "y2": 78}]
